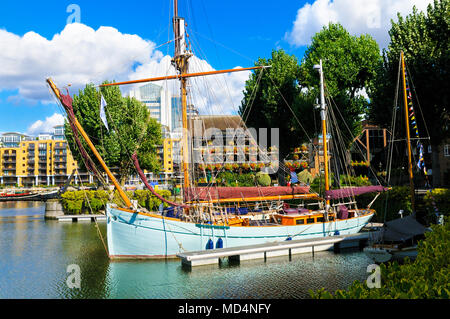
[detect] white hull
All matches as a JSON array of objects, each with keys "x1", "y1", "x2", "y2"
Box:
[{"x1": 106, "y1": 204, "x2": 374, "y2": 259}]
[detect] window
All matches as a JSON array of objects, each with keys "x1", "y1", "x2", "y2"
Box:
[
  {"x1": 316, "y1": 217, "x2": 325, "y2": 223},
  {"x1": 306, "y1": 218, "x2": 315, "y2": 224},
  {"x1": 444, "y1": 145, "x2": 450, "y2": 157},
  {"x1": 296, "y1": 219, "x2": 305, "y2": 225}
]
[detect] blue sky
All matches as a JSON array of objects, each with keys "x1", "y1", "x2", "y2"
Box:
[{"x1": 0, "y1": 0, "x2": 432, "y2": 135}]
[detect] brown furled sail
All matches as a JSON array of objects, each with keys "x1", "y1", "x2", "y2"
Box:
[
  {"x1": 185, "y1": 186, "x2": 311, "y2": 202},
  {"x1": 131, "y1": 152, "x2": 190, "y2": 208}
]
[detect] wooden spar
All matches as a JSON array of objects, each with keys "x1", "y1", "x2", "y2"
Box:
[
  {"x1": 171, "y1": 0, "x2": 192, "y2": 194},
  {"x1": 46, "y1": 78, "x2": 133, "y2": 209},
  {"x1": 99, "y1": 66, "x2": 268, "y2": 87},
  {"x1": 186, "y1": 193, "x2": 321, "y2": 204},
  {"x1": 317, "y1": 60, "x2": 330, "y2": 206},
  {"x1": 400, "y1": 51, "x2": 416, "y2": 212}
]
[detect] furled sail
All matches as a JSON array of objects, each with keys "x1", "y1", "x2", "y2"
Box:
[
  {"x1": 185, "y1": 186, "x2": 311, "y2": 202},
  {"x1": 132, "y1": 152, "x2": 190, "y2": 208},
  {"x1": 324, "y1": 185, "x2": 389, "y2": 200}
]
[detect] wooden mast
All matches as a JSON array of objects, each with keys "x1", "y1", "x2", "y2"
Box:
[
  {"x1": 172, "y1": 0, "x2": 192, "y2": 193},
  {"x1": 46, "y1": 78, "x2": 133, "y2": 209},
  {"x1": 315, "y1": 60, "x2": 330, "y2": 206},
  {"x1": 400, "y1": 51, "x2": 416, "y2": 212}
]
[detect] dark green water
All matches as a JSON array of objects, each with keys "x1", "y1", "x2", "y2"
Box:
[{"x1": 0, "y1": 201, "x2": 375, "y2": 299}]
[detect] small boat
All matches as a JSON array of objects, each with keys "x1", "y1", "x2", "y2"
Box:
[
  {"x1": 0, "y1": 191, "x2": 38, "y2": 201},
  {"x1": 364, "y1": 214, "x2": 429, "y2": 263},
  {"x1": 0, "y1": 192, "x2": 31, "y2": 197},
  {"x1": 0, "y1": 189, "x2": 59, "y2": 201}
]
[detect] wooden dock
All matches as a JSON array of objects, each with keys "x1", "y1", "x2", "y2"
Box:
[
  {"x1": 56, "y1": 214, "x2": 106, "y2": 222},
  {"x1": 177, "y1": 232, "x2": 373, "y2": 268}
]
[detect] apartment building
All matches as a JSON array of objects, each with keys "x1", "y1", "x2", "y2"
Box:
[{"x1": 0, "y1": 127, "x2": 92, "y2": 187}]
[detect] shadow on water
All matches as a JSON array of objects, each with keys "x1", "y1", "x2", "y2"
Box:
[{"x1": 171, "y1": 248, "x2": 373, "y2": 299}]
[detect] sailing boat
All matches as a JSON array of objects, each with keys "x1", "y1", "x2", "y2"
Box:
[
  {"x1": 46, "y1": 1, "x2": 388, "y2": 259},
  {"x1": 364, "y1": 51, "x2": 431, "y2": 263}
]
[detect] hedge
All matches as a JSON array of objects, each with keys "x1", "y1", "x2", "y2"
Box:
[{"x1": 60, "y1": 189, "x2": 172, "y2": 215}]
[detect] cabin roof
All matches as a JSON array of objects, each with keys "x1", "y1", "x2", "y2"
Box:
[{"x1": 197, "y1": 115, "x2": 245, "y2": 131}]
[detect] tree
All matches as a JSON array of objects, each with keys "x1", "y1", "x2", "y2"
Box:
[
  {"x1": 369, "y1": 0, "x2": 449, "y2": 186},
  {"x1": 64, "y1": 83, "x2": 162, "y2": 184},
  {"x1": 299, "y1": 23, "x2": 381, "y2": 145},
  {"x1": 239, "y1": 49, "x2": 303, "y2": 160}
]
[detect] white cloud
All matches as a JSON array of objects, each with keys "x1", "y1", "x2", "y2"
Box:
[
  {"x1": 127, "y1": 55, "x2": 250, "y2": 115},
  {"x1": 27, "y1": 113, "x2": 65, "y2": 135},
  {"x1": 285, "y1": 0, "x2": 433, "y2": 48},
  {"x1": 0, "y1": 23, "x2": 159, "y2": 102},
  {"x1": 0, "y1": 22, "x2": 249, "y2": 118}
]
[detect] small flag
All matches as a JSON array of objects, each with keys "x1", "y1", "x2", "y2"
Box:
[
  {"x1": 417, "y1": 144, "x2": 425, "y2": 170},
  {"x1": 290, "y1": 171, "x2": 299, "y2": 184},
  {"x1": 100, "y1": 94, "x2": 109, "y2": 131}
]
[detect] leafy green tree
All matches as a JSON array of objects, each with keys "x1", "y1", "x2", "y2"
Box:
[
  {"x1": 299, "y1": 23, "x2": 381, "y2": 145},
  {"x1": 239, "y1": 49, "x2": 302, "y2": 161},
  {"x1": 369, "y1": 0, "x2": 449, "y2": 186},
  {"x1": 64, "y1": 83, "x2": 162, "y2": 184}
]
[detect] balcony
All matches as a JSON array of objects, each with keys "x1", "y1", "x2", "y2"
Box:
[
  {"x1": 54, "y1": 144, "x2": 67, "y2": 150},
  {"x1": 54, "y1": 157, "x2": 67, "y2": 163}
]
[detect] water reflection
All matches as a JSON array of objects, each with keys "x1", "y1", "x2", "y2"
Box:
[{"x1": 1, "y1": 201, "x2": 373, "y2": 299}]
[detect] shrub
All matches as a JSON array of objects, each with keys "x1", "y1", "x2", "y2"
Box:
[
  {"x1": 310, "y1": 218, "x2": 450, "y2": 299},
  {"x1": 424, "y1": 188, "x2": 450, "y2": 217},
  {"x1": 298, "y1": 170, "x2": 313, "y2": 185},
  {"x1": 358, "y1": 186, "x2": 412, "y2": 223},
  {"x1": 256, "y1": 172, "x2": 271, "y2": 186}
]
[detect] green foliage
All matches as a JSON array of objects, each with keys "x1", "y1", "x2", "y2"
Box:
[
  {"x1": 60, "y1": 189, "x2": 173, "y2": 214},
  {"x1": 240, "y1": 24, "x2": 381, "y2": 161},
  {"x1": 339, "y1": 174, "x2": 372, "y2": 187},
  {"x1": 298, "y1": 170, "x2": 313, "y2": 185},
  {"x1": 424, "y1": 188, "x2": 450, "y2": 216},
  {"x1": 256, "y1": 172, "x2": 271, "y2": 186},
  {"x1": 61, "y1": 190, "x2": 105, "y2": 215},
  {"x1": 299, "y1": 23, "x2": 381, "y2": 145},
  {"x1": 239, "y1": 49, "x2": 303, "y2": 159},
  {"x1": 236, "y1": 173, "x2": 256, "y2": 187},
  {"x1": 64, "y1": 82, "x2": 163, "y2": 184},
  {"x1": 368, "y1": 0, "x2": 449, "y2": 180},
  {"x1": 217, "y1": 171, "x2": 256, "y2": 187},
  {"x1": 359, "y1": 186, "x2": 412, "y2": 222},
  {"x1": 310, "y1": 218, "x2": 450, "y2": 299}
]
